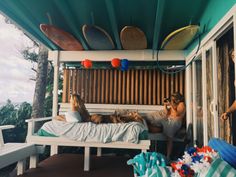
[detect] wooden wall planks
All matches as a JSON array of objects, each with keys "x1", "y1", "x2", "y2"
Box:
[{"x1": 62, "y1": 68, "x2": 185, "y2": 105}]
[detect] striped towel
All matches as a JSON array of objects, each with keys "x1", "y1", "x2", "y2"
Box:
[
  {"x1": 127, "y1": 152, "x2": 171, "y2": 177},
  {"x1": 198, "y1": 158, "x2": 236, "y2": 177}
]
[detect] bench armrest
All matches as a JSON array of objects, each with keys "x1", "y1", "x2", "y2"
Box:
[
  {"x1": 0, "y1": 125, "x2": 15, "y2": 146},
  {"x1": 0, "y1": 125, "x2": 15, "y2": 130},
  {"x1": 26, "y1": 117, "x2": 53, "y2": 123},
  {"x1": 26, "y1": 117, "x2": 53, "y2": 137}
]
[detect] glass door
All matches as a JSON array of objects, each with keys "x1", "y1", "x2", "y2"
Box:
[
  {"x1": 192, "y1": 56, "x2": 203, "y2": 147},
  {"x1": 202, "y1": 42, "x2": 219, "y2": 143}
]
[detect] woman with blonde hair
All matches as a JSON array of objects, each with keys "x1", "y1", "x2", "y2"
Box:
[{"x1": 56, "y1": 94, "x2": 90, "y2": 122}]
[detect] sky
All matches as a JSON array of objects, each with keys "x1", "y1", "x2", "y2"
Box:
[{"x1": 0, "y1": 14, "x2": 36, "y2": 103}]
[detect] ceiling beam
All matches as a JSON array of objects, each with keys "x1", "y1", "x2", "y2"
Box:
[
  {"x1": 1, "y1": 0, "x2": 58, "y2": 50},
  {"x1": 105, "y1": 0, "x2": 122, "y2": 50},
  {"x1": 152, "y1": 0, "x2": 166, "y2": 50},
  {"x1": 53, "y1": 0, "x2": 89, "y2": 50},
  {"x1": 48, "y1": 50, "x2": 185, "y2": 62}
]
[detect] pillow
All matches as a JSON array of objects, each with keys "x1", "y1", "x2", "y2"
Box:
[
  {"x1": 208, "y1": 138, "x2": 236, "y2": 168},
  {"x1": 65, "y1": 111, "x2": 82, "y2": 123}
]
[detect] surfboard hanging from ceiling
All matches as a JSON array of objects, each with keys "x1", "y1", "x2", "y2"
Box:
[
  {"x1": 82, "y1": 24, "x2": 115, "y2": 50},
  {"x1": 120, "y1": 26, "x2": 147, "y2": 50},
  {"x1": 40, "y1": 24, "x2": 83, "y2": 51},
  {"x1": 160, "y1": 25, "x2": 200, "y2": 50}
]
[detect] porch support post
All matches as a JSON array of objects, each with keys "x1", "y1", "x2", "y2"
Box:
[
  {"x1": 186, "y1": 65, "x2": 193, "y2": 146},
  {"x1": 234, "y1": 13, "x2": 236, "y2": 109},
  {"x1": 202, "y1": 48, "x2": 208, "y2": 146},
  {"x1": 186, "y1": 66, "x2": 192, "y2": 127},
  {"x1": 52, "y1": 51, "x2": 60, "y2": 117},
  {"x1": 192, "y1": 62, "x2": 197, "y2": 145}
]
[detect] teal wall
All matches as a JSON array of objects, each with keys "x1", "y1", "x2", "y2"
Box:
[{"x1": 186, "y1": 0, "x2": 236, "y2": 55}]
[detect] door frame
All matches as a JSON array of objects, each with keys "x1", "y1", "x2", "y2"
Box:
[{"x1": 186, "y1": 6, "x2": 236, "y2": 145}]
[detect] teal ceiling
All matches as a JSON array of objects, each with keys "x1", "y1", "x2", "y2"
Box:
[{"x1": 0, "y1": 0, "x2": 209, "y2": 51}]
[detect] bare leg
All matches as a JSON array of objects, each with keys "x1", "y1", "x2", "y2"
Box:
[{"x1": 166, "y1": 137, "x2": 173, "y2": 160}]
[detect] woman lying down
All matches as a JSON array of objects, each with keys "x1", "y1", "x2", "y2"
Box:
[
  {"x1": 56, "y1": 94, "x2": 143, "y2": 124},
  {"x1": 38, "y1": 94, "x2": 147, "y2": 143}
]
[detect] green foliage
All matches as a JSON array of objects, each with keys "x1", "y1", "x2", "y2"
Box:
[
  {"x1": 0, "y1": 100, "x2": 32, "y2": 142},
  {"x1": 21, "y1": 49, "x2": 38, "y2": 63}
]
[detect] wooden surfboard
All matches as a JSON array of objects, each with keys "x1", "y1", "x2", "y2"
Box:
[
  {"x1": 82, "y1": 25, "x2": 115, "y2": 50},
  {"x1": 40, "y1": 24, "x2": 83, "y2": 51},
  {"x1": 160, "y1": 25, "x2": 199, "y2": 50},
  {"x1": 120, "y1": 26, "x2": 147, "y2": 50}
]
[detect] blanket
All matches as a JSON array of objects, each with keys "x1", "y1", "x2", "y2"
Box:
[{"x1": 38, "y1": 120, "x2": 148, "y2": 144}]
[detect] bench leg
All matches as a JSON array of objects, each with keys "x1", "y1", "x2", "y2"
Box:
[
  {"x1": 29, "y1": 154, "x2": 38, "y2": 168},
  {"x1": 141, "y1": 149, "x2": 147, "y2": 153},
  {"x1": 17, "y1": 159, "x2": 26, "y2": 175},
  {"x1": 97, "y1": 147, "x2": 102, "y2": 157},
  {"x1": 84, "y1": 147, "x2": 90, "y2": 171},
  {"x1": 50, "y1": 145, "x2": 58, "y2": 156}
]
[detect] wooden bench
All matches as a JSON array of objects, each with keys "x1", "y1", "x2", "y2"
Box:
[
  {"x1": 26, "y1": 104, "x2": 164, "y2": 171},
  {"x1": 60, "y1": 103, "x2": 186, "y2": 142},
  {"x1": 26, "y1": 103, "x2": 187, "y2": 171},
  {"x1": 0, "y1": 125, "x2": 40, "y2": 175}
]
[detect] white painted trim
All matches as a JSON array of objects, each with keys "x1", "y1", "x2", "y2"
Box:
[
  {"x1": 186, "y1": 4, "x2": 236, "y2": 63},
  {"x1": 84, "y1": 147, "x2": 90, "y2": 171},
  {"x1": 96, "y1": 148, "x2": 102, "y2": 157},
  {"x1": 26, "y1": 117, "x2": 52, "y2": 123},
  {"x1": 234, "y1": 14, "x2": 236, "y2": 100},
  {"x1": 0, "y1": 125, "x2": 15, "y2": 147},
  {"x1": 0, "y1": 143, "x2": 37, "y2": 173},
  {"x1": 0, "y1": 130, "x2": 3, "y2": 147},
  {"x1": 0, "y1": 125, "x2": 15, "y2": 130},
  {"x1": 27, "y1": 136, "x2": 150, "y2": 150},
  {"x1": 192, "y1": 62, "x2": 197, "y2": 145},
  {"x1": 52, "y1": 51, "x2": 59, "y2": 117},
  {"x1": 202, "y1": 47, "x2": 208, "y2": 146},
  {"x1": 50, "y1": 145, "x2": 58, "y2": 156},
  {"x1": 29, "y1": 155, "x2": 38, "y2": 169},
  {"x1": 59, "y1": 103, "x2": 164, "y2": 115},
  {"x1": 48, "y1": 50, "x2": 185, "y2": 62},
  {"x1": 17, "y1": 160, "x2": 25, "y2": 175},
  {"x1": 59, "y1": 103, "x2": 163, "y2": 110},
  {"x1": 212, "y1": 42, "x2": 219, "y2": 138},
  {"x1": 186, "y1": 65, "x2": 192, "y2": 127}
]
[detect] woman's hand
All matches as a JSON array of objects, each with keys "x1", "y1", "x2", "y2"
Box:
[{"x1": 220, "y1": 112, "x2": 230, "y2": 121}]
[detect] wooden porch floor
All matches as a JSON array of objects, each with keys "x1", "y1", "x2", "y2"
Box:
[{"x1": 19, "y1": 154, "x2": 133, "y2": 177}]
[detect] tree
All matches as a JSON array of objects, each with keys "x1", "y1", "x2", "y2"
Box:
[{"x1": 31, "y1": 45, "x2": 48, "y2": 119}]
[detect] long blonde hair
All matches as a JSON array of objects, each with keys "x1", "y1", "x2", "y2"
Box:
[
  {"x1": 71, "y1": 94, "x2": 80, "y2": 109},
  {"x1": 71, "y1": 94, "x2": 90, "y2": 121}
]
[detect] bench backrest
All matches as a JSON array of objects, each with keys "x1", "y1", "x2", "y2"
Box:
[{"x1": 59, "y1": 103, "x2": 164, "y2": 116}]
